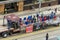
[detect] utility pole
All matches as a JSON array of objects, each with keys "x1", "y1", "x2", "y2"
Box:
[
  {"x1": 39, "y1": 0, "x2": 41, "y2": 10},
  {"x1": 38, "y1": 0, "x2": 42, "y2": 13}
]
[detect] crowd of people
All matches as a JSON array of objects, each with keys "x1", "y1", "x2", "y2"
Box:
[
  {"x1": 19, "y1": 11, "x2": 56, "y2": 25},
  {"x1": 6, "y1": 11, "x2": 57, "y2": 31}
]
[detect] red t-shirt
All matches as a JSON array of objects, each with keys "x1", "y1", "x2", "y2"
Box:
[
  {"x1": 44, "y1": 16, "x2": 47, "y2": 21},
  {"x1": 54, "y1": 16, "x2": 56, "y2": 18}
]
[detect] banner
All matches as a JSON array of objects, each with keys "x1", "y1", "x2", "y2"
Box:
[{"x1": 26, "y1": 24, "x2": 33, "y2": 33}]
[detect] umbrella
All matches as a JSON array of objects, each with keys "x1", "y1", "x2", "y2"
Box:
[{"x1": 5, "y1": 14, "x2": 19, "y2": 21}]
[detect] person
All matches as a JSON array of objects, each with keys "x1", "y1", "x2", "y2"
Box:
[
  {"x1": 28, "y1": 16, "x2": 32, "y2": 20},
  {"x1": 41, "y1": 13, "x2": 43, "y2": 18},
  {"x1": 42, "y1": 22, "x2": 45, "y2": 29},
  {"x1": 42, "y1": 16, "x2": 45, "y2": 22},
  {"x1": 37, "y1": 16, "x2": 41, "y2": 23},
  {"x1": 25, "y1": 18, "x2": 30, "y2": 25},
  {"x1": 19, "y1": 18, "x2": 22, "y2": 22},
  {"x1": 33, "y1": 16, "x2": 36, "y2": 23},
  {"x1": 23, "y1": 17, "x2": 27, "y2": 23},
  {"x1": 36, "y1": 13, "x2": 39, "y2": 20},
  {"x1": 7, "y1": 19, "x2": 12, "y2": 35},
  {"x1": 23, "y1": 17, "x2": 26, "y2": 20},
  {"x1": 46, "y1": 15, "x2": 49, "y2": 20},
  {"x1": 46, "y1": 33, "x2": 49, "y2": 40},
  {"x1": 44, "y1": 16, "x2": 47, "y2": 21},
  {"x1": 55, "y1": 8, "x2": 57, "y2": 13},
  {"x1": 25, "y1": 21, "x2": 28, "y2": 25},
  {"x1": 7, "y1": 19, "x2": 12, "y2": 29},
  {"x1": 49, "y1": 12, "x2": 54, "y2": 19}
]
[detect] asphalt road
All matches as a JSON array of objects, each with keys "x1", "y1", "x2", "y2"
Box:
[
  {"x1": 49, "y1": 37, "x2": 57, "y2": 40},
  {"x1": 0, "y1": 26, "x2": 60, "y2": 40},
  {"x1": 16, "y1": 27, "x2": 60, "y2": 40}
]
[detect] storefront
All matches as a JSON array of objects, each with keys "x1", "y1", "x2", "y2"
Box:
[
  {"x1": 0, "y1": 0, "x2": 58, "y2": 14},
  {"x1": 4, "y1": 1, "x2": 24, "y2": 13},
  {"x1": 0, "y1": 0, "x2": 24, "y2": 14}
]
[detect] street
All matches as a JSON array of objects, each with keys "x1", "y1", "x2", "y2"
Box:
[
  {"x1": 0, "y1": 5, "x2": 60, "y2": 40},
  {"x1": 49, "y1": 37, "x2": 57, "y2": 40},
  {"x1": 0, "y1": 26, "x2": 59, "y2": 40},
  {"x1": 15, "y1": 27, "x2": 60, "y2": 40}
]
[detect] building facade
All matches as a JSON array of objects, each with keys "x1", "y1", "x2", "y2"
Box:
[{"x1": 0, "y1": 0, "x2": 58, "y2": 14}]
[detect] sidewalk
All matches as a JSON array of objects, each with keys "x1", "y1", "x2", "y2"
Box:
[{"x1": 0, "y1": 5, "x2": 60, "y2": 19}]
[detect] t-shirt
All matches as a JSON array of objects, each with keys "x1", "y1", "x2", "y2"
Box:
[
  {"x1": 7, "y1": 20, "x2": 12, "y2": 29},
  {"x1": 36, "y1": 14, "x2": 39, "y2": 17},
  {"x1": 33, "y1": 17, "x2": 36, "y2": 23},
  {"x1": 25, "y1": 21, "x2": 30, "y2": 25},
  {"x1": 44, "y1": 16, "x2": 47, "y2": 21},
  {"x1": 28, "y1": 16, "x2": 32, "y2": 20}
]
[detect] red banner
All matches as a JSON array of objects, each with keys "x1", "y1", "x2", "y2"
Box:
[{"x1": 26, "y1": 24, "x2": 33, "y2": 33}]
